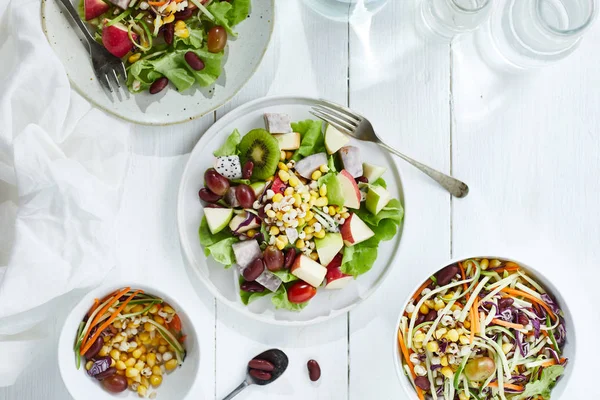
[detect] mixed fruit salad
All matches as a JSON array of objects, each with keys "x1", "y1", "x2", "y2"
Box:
[
  {"x1": 74, "y1": 287, "x2": 186, "y2": 397},
  {"x1": 197, "y1": 114, "x2": 404, "y2": 310},
  {"x1": 398, "y1": 259, "x2": 568, "y2": 400},
  {"x1": 78, "y1": 0, "x2": 250, "y2": 94}
]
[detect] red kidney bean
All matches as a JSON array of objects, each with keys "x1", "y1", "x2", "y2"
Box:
[
  {"x1": 184, "y1": 51, "x2": 205, "y2": 71},
  {"x1": 101, "y1": 374, "x2": 128, "y2": 393},
  {"x1": 498, "y1": 298, "x2": 514, "y2": 309},
  {"x1": 283, "y1": 249, "x2": 297, "y2": 270},
  {"x1": 248, "y1": 359, "x2": 275, "y2": 372},
  {"x1": 95, "y1": 367, "x2": 117, "y2": 380},
  {"x1": 163, "y1": 23, "x2": 174, "y2": 45},
  {"x1": 517, "y1": 313, "x2": 530, "y2": 326},
  {"x1": 243, "y1": 258, "x2": 264, "y2": 282},
  {"x1": 307, "y1": 359, "x2": 321, "y2": 382},
  {"x1": 435, "y1": 264, "x2": 460, "y2": 286},
  {"x1": 149, "y1": 77, "x2": 169, "y2": 94},
  {"x1": 174, "y1": 8, "x2": 194, "y2": 20},
  {"x1": 415, "y1": 313, "x2": 425, "y2": 326},
  {"x1": 355, "y1": 176, "x2": 368, "y2": 184},
  {"x1": 249, "y1": 369, "x2": 272, "y2": 381},
  {"x1": 242, "y1": 161, "x2": 254, "y2": 179},
  {"x1": 83, "y1": 335, "x2": 103, "y2": 359},
  {"x1": 240, "y1": 281, "x2": 265, "y2": 293},
  {"x1": 414, "y1": 376, "x2": 430, "y2": 390},
  {"x1": 198, "y1": 188, "x2": 222, "y2": 203},
  {"x1": 425, "y1": 309, "x2": 437, "y2": 322}
]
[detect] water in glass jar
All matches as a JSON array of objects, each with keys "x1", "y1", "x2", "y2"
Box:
[
  {"x1": 419, "y1": 0, "x2": 492, "y2": 38},
  {"x1": 303, "y1": 0, "x2": 389, "y2": 22}
]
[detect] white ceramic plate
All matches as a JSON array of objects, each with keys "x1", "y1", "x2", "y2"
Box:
[
  {"x1": 177, "y1": 96, "x2": 405, "y2": 325},
  {"x1": 393, "y1": 256, "x2": 574, "y2": 400},
  {"x1": 41, "y1": 0, "x2": 274, "y2": 125},
  {"x1": 58, "y1": 282, "x2": 200, "y2": 399}
]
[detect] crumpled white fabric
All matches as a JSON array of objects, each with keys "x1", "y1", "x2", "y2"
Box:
[{"x1": 0, "y1": 0, "x2": 131, "y2": 386}]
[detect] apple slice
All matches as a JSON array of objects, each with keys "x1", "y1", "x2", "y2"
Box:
[
  {"x1": 273, "y1": 132, "x2": 301, "y2": 150},
  {"x1": 85, "y1": 0, "x2": 109, "y2": 20},
  {"x1": 229, "y1": 211, "x2": 260, "y2": 234},
  {"x1": 315, "y1": 232, "x2": 343, "y2": 267},
  {"x1": 340, "y1": 213, "x2": 374, "y2": 246},
  {"x1": 102, "y1": 21, "x2": 136, "y2": 58},
  {"x1": 325, "y1": 254, "x2": 353, "y2": 289},
  {"x1": 362, "y1": 163, "x2": 386, "y2": 183},
  {"x1": 324, "y1": 124, "x2": 350, "y2": 154},
  {"x1": 290, "y1": 255, "x2": 327, "y2": 288},
  {"x1": 365, "y1": 185, "x2": 391, "y2": 215},
  {"x1": 204, "y1": 207, "x2": 233, "y2": 234},
  {"x1": 337, "y1": 169, "x2": 361, "y2": 209}
]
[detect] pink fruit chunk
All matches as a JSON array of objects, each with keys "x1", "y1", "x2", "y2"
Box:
[
  {"x1": 102, "y1": 21, "x2": 136, "y2": 58},
  {"x1": 85, "y1": 0, "x2": 110, "y2": 21},
  {"x1": 106, "y1": 0, "x2": 130, "y2": 8}
]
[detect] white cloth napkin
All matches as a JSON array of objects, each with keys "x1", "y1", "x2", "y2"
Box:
[{"x1": 0, "y1": 0, "x2": 131, "y2": 386}]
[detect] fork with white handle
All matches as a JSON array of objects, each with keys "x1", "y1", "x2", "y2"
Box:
[
  {"x1": 310, "y1": 100, "x2": 469, "y2": 198},
  {"x1": 55, "y1": 0, "x2": 127, "y2": 97}
]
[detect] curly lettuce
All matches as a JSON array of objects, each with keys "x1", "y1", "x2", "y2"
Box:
[{"x1": 291, "y1": 120, "x2": 325, "y2": 161}]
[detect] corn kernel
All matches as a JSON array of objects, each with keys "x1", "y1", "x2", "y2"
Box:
[
  {"x1": 414, "y1": 342, "x2": 423, "y2": 349},
  {"x1": 441, "y1": 366, "x2": 454, "y2": 378},
  {"x1": 113, "y1": 321, "x2": 122, "y2": 329},
  {"x1": 137, "y1": 384, "x2": 147, "y2": 397},
  {"x1": 146, "y1": 353, "x2": 156, "y2": 367},
  {"x1": 426, "y1": 341, "x2": 439, "y2": 352},
  {"x1": 139, "y1": 355, "x2": 146, "y2": 363},
  {"x1": 272, "y1": 193, "x2": 283, "y2": 203},
  {"x1": 152, "y1": 365, "x2": 162, "y2": 376},
  {"x1": 109, "y1": 349, "x2": 120, "y2": 360},
  {"x1": 434, "y1": 299, "x2": 445, "y2": 311},
  {"x1": 128, "y1": 53, "x2": 141, "y2": 63},
  {"x1": 419, "y1": 304, "x2": 430, "y2": 314},
  {"x1": 154, "y1": 315, "x2": 164, "y2": 325},
  {"x1": 120, "y1": 353, "x2": 129, "y2": 362},
  {"x1": 414, "y1": 332, "x2": 426, "y2": 342},
  {"x1": 116, "y1": 360, "x2": 127, "y2": 370},
  {"x1": 132, "y1": 349, "x2": 143, "y2": 359},
  {"x1": 158, "y1": 345, "x2": 167, "y2": 353},
  {"x1": 266, "y1": 210, "x2": 276, "y2": 218},
  {"x1": 125, "y1": 357, "x2": 136, "y2": 368},
  {"x1": 269, "y1": 226, "x2": 280, "y2": 236},
  {"x1": 297, "y1": 217, "x2": 306, "y2": 226},
  {"x1": 135, "y1": 360, "x2": 145, "y2": 371},
  {"x1": 85, "y1": 361, "x2": 93, "y2": 371},
  {"x1": 131, "y1": 305, "x2": 144, "y2": 313},
  {"x1": 288, "y1": 176, "x2": 299, "y2": 187},
  {"x1": 163, "y1": 13, "x2": 175, "y2": 24},
  {"x1": 458, "y1": 391, "x2": 469, "y2": 400},
  {"x1": 309, "y1": 252, "x2": 319, "y2": 261},
  {"x1": 165, "y1": 359, "x2": 178, "y2": 371},
  {"x1": 278, "y1": 162, "x2": 289, "y2": 172},
  {"x1": 126, "y1": 367, "x2": 140, "y2": 378},
  {"x1": 175, "y1": 20, "x2": 186, "y2": 30},
  {"x1": 446, "y1": 329, "x2": 459, "y2": 342},
  {"x1": 150, "y1": 374, "x2": 162, "y2": 387},
  {"x1": 284, "y1": 187, "x2": 294, "y2": 196},
  {"x1": 502, "y1": 343, "x2": 513, "y2": 354},
  {"x1": 305, "y1": 211, "x2": 314, "y2": 222},
  {"x1": 490, "y1": 259, "x2": 502, "y2": 268},
  {"x1": 319, "y1": 186, "x2": 327, "y2": 196},
  {"x1": 464, "y1": 321, "x2": 471, "y2": 329},
  {"x1": 278, "y1": 170, "x2": 290, "y2": 182},
  {"x1": 435, "y1": 328, "x2": 447, "y2": 339},
  {"x1": 280, "y1": 150, "x2": 286, "y2": 160},
  {"x1": 144, "y1": 322, "x2": 155, "y2": 332},
  {"x1": 275, "y1": 238, "x2": 287, "y2": 250},
  {"x1": 175, "y1": 28, "x2": 190, "y2": 38},
  {"x1": 480, "y1": 258, "x2": 489, "y2": 270},
  {"x1": 295, "y1": 239, "x2": 305, "y2": 249},
  {"x1": 148, "y1": 304, "x2": 159, "y2": 314},
  {"x1": 314, "y1": 229, "x2": 326, "y2": 239},
  {"x1": 276, "y1": 212, "x2": 284, "y2": 221},
  {"x1": 459, "y1": 335, "x2": 470, "y2": 345},
  {"x1": 284, "y1": 151, "x2": 293, "y2": 159},
  {"x1": 139, "y1": 332, "x2": 150, "y2": 343},
  {"x1": 341, "y1": 212, "x2": 350, "y2": 219},
  {"x1": 98, "y1": 345, "x2": 110, "y2": 357},
  {"x1": 111, "y1": 358, "x2": 116, "y2": 367},
  {"x1": 314, "y1": 197, "x2": 328, "y2": 207},
  {"x1": 440, "y1": 356, "x2": 449, "y2": 366},
  {"x1": 304, "y1": 233, "x2": 314, "y2": 240},
  {"x1": 311, "y1": 170, "x2": 322, "y2": 180},
  {"x1": 319, "y1": 164, "x2": 329, "y2": 173}
]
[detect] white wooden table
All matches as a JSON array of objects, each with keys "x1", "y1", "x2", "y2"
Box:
[{"x1": 2, "y1": 1, "x2": 599, "y2": 399}]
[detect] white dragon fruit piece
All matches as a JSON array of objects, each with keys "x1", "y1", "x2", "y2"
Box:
[{"x1": 215, "y1": 155, "x2": 242, "y2": 180}]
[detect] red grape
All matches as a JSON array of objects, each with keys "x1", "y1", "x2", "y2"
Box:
[
  {"x1": 235, "y1": 184, "x2": 256, "y2": 208},
  {"x1": 263, "y1": 246, "x2": 284, "y2": 272},
  {"x1": 204, "y1": 168, "x2": 230, "y2": 196},
  {"x1": 207, "y1": 26, "x2": 227, "y2": 53}
]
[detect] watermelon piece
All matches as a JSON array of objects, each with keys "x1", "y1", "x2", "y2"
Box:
[{"x1": 101, "y1": 20, "x2": 136, "y2": 58}]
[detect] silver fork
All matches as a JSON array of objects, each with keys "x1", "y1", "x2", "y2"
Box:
[
  {"x1": 311, "y1": 100, "x2": 469, "y2": 198},
  {"x1": 56, "y1": 0, "x2": 127, "y2": 97}
]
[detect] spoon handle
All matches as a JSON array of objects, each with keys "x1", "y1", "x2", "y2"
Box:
[{"x1": 222, "y1": 380, "x2": 250, "y2": 400}]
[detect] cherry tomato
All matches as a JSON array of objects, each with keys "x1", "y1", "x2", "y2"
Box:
[
  {"x1": 207, "y1": 26, "x2": 227, "y2": 53},
  {"x1": 287, "y1": 282, "x2": 317, "y2": 304},
  {"x1": 169, "y1": 314, "x2": 182, "y2": 332}
]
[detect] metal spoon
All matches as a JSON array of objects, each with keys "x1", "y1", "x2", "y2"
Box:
[{"x1": 222, "y1": 349, "x2": 289, "y2": 400}]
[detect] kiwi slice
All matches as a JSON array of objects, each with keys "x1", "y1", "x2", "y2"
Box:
[{"x1": 238, "y1": 129, "x2": 280, "y2": 180}]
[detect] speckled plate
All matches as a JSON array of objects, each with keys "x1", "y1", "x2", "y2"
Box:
[{"x1": 41, "y1": 0, "x2": 274, "y2": 125}]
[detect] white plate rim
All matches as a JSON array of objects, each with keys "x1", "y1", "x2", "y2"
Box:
[
  {"x1": 177, "y1": 95, "x2": 406, "y2": 326},
  {"x1": 40, "y1": 0, "x2": 276, "y2": 126}
]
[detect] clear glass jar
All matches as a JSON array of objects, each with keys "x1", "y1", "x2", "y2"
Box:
[
  {"x1": 418, "y1": 0, "x2": 493, "y2": 39},
  {"x1": 302, "y1": 0, "x2": 388, "y2": 22}
]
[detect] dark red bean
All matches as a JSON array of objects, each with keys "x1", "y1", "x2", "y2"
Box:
[
  {"x1": 101, "y1": 374, "x2": 128, "y2": 393},
  {"x1": 424, "y1": 309, "x2": 437, "y2": 322},
  {"x1": 517, "y1": 313, "x2": 530, "y2": 326},
  {"x1": 356, "y1": 176, "x2": 368, "y2": 184},
  {"x1": 149, "y1": 77, "x2": 169, "y2": 94},
  {"x1": 163, "y1": 23, "x2": 174, "y2": 45},
  {"x1": 414, "y1": 376, "x2": 430, "y2": 390},
  {"x1": 415, "y1": 313, "x2": 425, "y2": 326},
  {"x1": 95, "y1": 367, "x2": 117, "y2": 380},
  {"x1": 435, "y1": 264, "x2": 460, "y2": 286},
  {"x1": 243, "y1": 258, "x2": 265, "y2": 281},
  {"x1": 184, "y1": 51, "x2": 205, "y2": 71},
  {"x1": 199, "y1": 188, "x2": 222, "y2": 203},
  {"x1": 307, "y1": 359, "x2": 321, "y2": 382},
  {"x1": 498, "y1": 298, "x2": 514, "y2": 309},
  {"x1": 249, "y1": 368, "x2": 272, "y2": 381},
  {"x1": 240, "y1": 281, "x2": 265, "y2": 293},
  {"x1": 83, "y1": 335, "x2": 103, "y2": 359},
  {"x1": 242, "y1": 161, "x2": 254, "y2": 179},
  {"x1": 248, "y1": 359, "x2": 275, "y2": 372},
  {"x1": 283, "y1": 249, "x2": 297, "y2": 270},
  {"x1": 174, "y1": 8, "x2": 194, "y2": 20}
]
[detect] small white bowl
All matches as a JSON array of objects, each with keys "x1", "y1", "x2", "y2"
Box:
[
  {"x1": 58, "y1": 283, "x2": 200, "y2": 399},
  {"x1": 393, "y1": 256, "x2": 575, "y2": 400}
]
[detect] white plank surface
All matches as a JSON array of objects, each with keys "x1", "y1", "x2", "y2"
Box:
[{"x1": 3, "y1": 0, "x2": 600, "y2": 399}]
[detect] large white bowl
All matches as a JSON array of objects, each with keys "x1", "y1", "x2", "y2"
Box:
[
  {"x1": 393, "y1": 256, "x2": 575, "y2": 399},
  {"x1": 41, "y1": 0, "x2": 274, "y2": 125},
  {"x1": 177, "y1": 95, "x2": 405, "y2": 325},
  {"x1": 58, "y1": 283, "x2": 200, "y2": 399}
]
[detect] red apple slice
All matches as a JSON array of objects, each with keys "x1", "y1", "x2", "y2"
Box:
[
  {"x1": 337, "y1": 169, "x2": 361, "y2": 209},
  {"x1": 102, "y1": 21, "x2": 136, "y2": 58},
  {"x1": 290, "y1": 255, "x2": 327, "y2": 288},
  {"x1": 325, "y1": 253, "x2": 353, "y2": 289},
  {"x1": 340, "y1": 213, "x2": 374, "y2": 246},
  {"x1": 85, "y1": 0, "x2": 109, "y2": 21}
]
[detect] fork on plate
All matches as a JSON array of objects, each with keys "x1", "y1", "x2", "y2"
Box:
[
  {"x1": 311, "y1": 100, "x2": 469, "y2": 198},
  {"x1": 55, "y1": 0, "x2": 127, "y2": 98}
]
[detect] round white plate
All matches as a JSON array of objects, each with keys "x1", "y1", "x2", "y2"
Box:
[
  {"x1": 41, "y1": 0, "x2": 274, "y2": 125},
  {"x1": 177, "y1": 96, "x2": 406, "y2": 325}
]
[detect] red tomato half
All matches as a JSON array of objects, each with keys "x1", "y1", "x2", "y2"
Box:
[{"x1": 287, "y1": 282, "x2": 317, "y2": 304}]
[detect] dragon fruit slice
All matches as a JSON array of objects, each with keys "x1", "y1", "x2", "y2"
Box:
[
  {"x1": 232, "y1": 240, "x2": 262, "y2": 268},
  {"x1": 215, "y1": 156, "x2": 242, "y2": 180}
]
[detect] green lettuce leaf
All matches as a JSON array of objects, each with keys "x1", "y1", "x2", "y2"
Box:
[
  {"x1": 239, "y1": 277, "x2": 272, "y2": 305},
  {"x1": 228, "y1": 0, "x2": 251, "y2": 26},
  {"x1": 318, "y1": 172, "x2": 344, "y2": 206},
  {"x1": 515, "y1": 365, "x2": 564, "y2": 400},
  {"x1": 271, "y1": 285, "x2": 309, "y2": 311},
  {"x1": 207, "y1": 1, "x2": 237, "y2": 36},
  {"x1": 199, "y1": 216, "x2": 234, "y2": 253},
  {"x1": 291, "y1": 120, "x2": 325, "y2": 161},
  {"x1": 214, "y1": 129, "x2": 241, "y2": 156},
  {"x1": 271, "y1": 270, "x2": 299, "y2": 283},
  {"x1": 173, "y1": 24, "x2": 204, "y2": 49},
  {"x1": 205, "y1": 237, "x2": 238, "y2": 268},
  {"x1": 372, "y1": 177, "x2": 387, "y2": 188},
  {"x1": 356, "y1": 198, "x2": 404, "y2": 227}
]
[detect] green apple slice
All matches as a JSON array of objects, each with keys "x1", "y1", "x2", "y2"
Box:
[
  {"x1": 325, "y1": 123, "x2": 350, "y2": 154},
  {"x1": 362, "y1": 163, "x2": 386, "y2": 183},
  {"x1": 204, "y1": 208, "x2": 233, "y2": 234},
  {"x1": 365, "y1": 185, "x2": 392, "y2": 215},
  {"x1": 315, "y1": 233, "x2": 344, "y2": 266}
]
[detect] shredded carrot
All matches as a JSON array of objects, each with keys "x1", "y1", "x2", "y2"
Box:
[
  {"x1": 87, "y1": 298, "x2": 99, "y2": 318},
  {"x1": 148, "y1": 1, "x2": 167, "y2": 5},
  {"x1": 459, "y1": 262, "x2": 468, "y2": 293},
  {"x1": 80, "y1": 287, "x2": 130, "y2": 350},
  {"x1": 492, "y1": 318, "x2": 525, "y2": 330},
  {"x1": 411, "y1": 279, "x2": 433, "y2": 303},
  {"x1": 491, "y1": 266, "x2": 520, "y2": 274},
  {"x1": 500, "y1": 287, "x2": 557, "y2": 321},
  {"x1": 488, "y1": 382, "x2": 524, "y2": 391},
  {"x1": 469, "y1": 307, "x2": 475, "y2": 344},
  {"x1": 539, "y1": 358, "x2": 566, "y2": 367},
  {"x1": 474, "y1": 297, "x2": 481, "y2": 334},
  {"x1": 397, "y1": 329, "x2": 424, "y2": 400},
  {"x1": 80, "y1": 290, "x2": 143, "y2": 355}
]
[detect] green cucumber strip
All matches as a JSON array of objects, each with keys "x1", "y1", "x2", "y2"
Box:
[
  {"x1": 546, "y1": 315, "x2": 560, "y2": 354},
  {"x1": 147, "y1": 319, "x2": 185, "y2": 356},
  {"x1": 107, "y1": 9, "x2": 132, "y2": 27},
  {"x1": 118, "y1": 300, "x2": 161, "y2": 319},
  {"x1": 74, "y1": 321, "x2": 85, "y2": 369},
  {"x1": 453, "y1": 349, "x2": 472, "y2": 390}
]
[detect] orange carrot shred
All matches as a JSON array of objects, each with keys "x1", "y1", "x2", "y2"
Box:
[
  {"x1": 492, "y1": 318, "x2": 525, "y2": 330},
  {"x1": 488, "y1": 382, "x2": 524, "y2": 391},
  {"x1": 500, "y1": 287, "x2": 557, "y2": 321},
  {"x1": 411, "y1": 279, "x2": 433, "y2": 303},
  {"x1": 80, "y1": 287, "x2": 130, "y2": 351},
  {"x1": 397, "y1": 329, "x2": 425, "y2": 400}
]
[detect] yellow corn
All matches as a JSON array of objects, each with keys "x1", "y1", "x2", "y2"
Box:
[
  {"x1": 319, "y1": 186, "x2": 327, "y2": 196},
  {"x1": 116, "y1": 360, "x2": 127, "y2": 370},
  {"x1": 295, "y1": 239, "x2": 305, "y2": 249},
  {"x1": 284, "y1": 187, "x2": 294, "y2": 196},
  {"x1": 424, "y1": 299, "x2": 435, "y2": 308},
  {"x1": 297, "y1": 217, "x2": 305, "y2": 226},
  {"x1": 152, "y1": 365, "x2": 162, "y2": 376},
  {"x1": 314, "y1": 197, "x2": 328, "y2": 207},
  {"x1": 305, "y1": 211, "x2": 314, "y2": 221},
  {"x1": 120, "y1": 353, "x2": 128, "y2": 362},
  {"x1": 490, "y1": 259, "x2": 502, "y2": 268},
  {"x1": 419, "y1": 304, "x2": 430, "y2": 314},
  {"x1": 246, "y1": 229, "x2": 257, "y2": 238},
  {"x1": 163, "y1": 13, "x2": 175, "y2": 24},
  {"x1": 144, "y1": 322, "x2": 155, "y2": 332},
  {"x1": 426, "y1": 341, "x2": 439, "y2": 352},
  {"x1": 266, "y1": 210, "x2": 276, "y2": 218},
  {"x1": 131, "y1": 305, "x2": 144, "y2": 313},
  {"x1": 309, "y1": 252, "x2": 319, "y2": 261},
  {"x1": 275, "y1": 238, "x2": 287, "y2": 250},
  {"x1": 278, "y1": 162, "x2": 288, "y2": 172},
  {"x1": 146, "y1": 353, "x2": 156, "y2": 367},
  {"x1": 125, "y1": 358, "x2": 136, "y2": 368},
  {"x1": 319, "y1": 164, "x2": 329, "y2": 173},
  {"x1": 341, "y1": 212, "x2": 350, "y2": 219},
  {"x1": 502, "y1": 343, "x2": 513, "y2": 354},
  {"x1": 289, "y1": 176, "x2": 300, "y2": 187},
  {"x1": 110, "y1": 349, "x2": 121, "y2": 360},
  {"x1": 304, "y1": 233, "x2": 313, "y2": 240},
  {"x1": 158, "y1": 345, "x2": 167, "y2": 353},
  {"x1": 132, "y1": 349, "x2": 142, "y2": 359},
  {"x1": 269, "y1": 226, "x2": 280, "y2": 236},
  {"x1": 440, "y1": 355, "x2": 449, "y2": 367},
  {"x1": 280, "y1": 150, "x2": 286, "y2": 161},
  {"x1": 464, "y1": 320, "x2": 471, "y2": 329},
  {"x1": 458, "y1": 391, "x2": 469, "y2": 400},
  {"x1": 99, "y1": 345, "x2": 110, "y2": 357},
  {"x1": 150, "y1": 374, "x2": 163, "y2": 387},
  {"x1": 446, "y1": 329, "x2": 459, "y2": 342},
  {"x1": 137, "y1": 384, "x2": 147, "y2": 397},
  {"x1": 272, "y1": 193, "x2": 284, "y2": 203},
  {"x1": 459, "y1": 335, "x2": 470, "y2": 345},
  {"x1": 480, "y1": 258, "x2": 489, "y2": 270},
  {"x1": 293, "y1": 194, "x2": 302, "y2": 207},
  {"x1": 435, "y1": 328, "x2": 447, "y2": 339},
  {"x1": 85, "y1": 361, "x2": 93, "y2": 371},
  {"x1": 276, "y1": 212, "x2": 284, "y2": 220},
  {"x1": 134, "y1": 360, "x2": 145, "y2": 371},
  {"x1": 126, "y1": 368, "x2": 140, "y2": 378},
  {"x1": 441, "y1": 366, "x2": 454, "y2": 378},
  {"x1": 154, "y1": 315, "x2": 164, "y2": 325},
  {"x1": 285, "y1": 151, "x2": 294, "y2": 159},
  {"x1": 165, "y1": 359, "x2": 178, "y2": 371},
  {"x1": 128, "y1": 53, "x2": 141, "y2": 63},
  {"x1": 278, "y1": 170, "x2": 290, "y2": 182},
  {"x1": 311, "y1": 170, "x2": 322, "y2": 180},
  {"x1": 314, "y1": 230, "x2": 326, "y2": 239},
  {"x1": 414, "y1": 332, "x2": 426, "y2": 342},
  {"x1": 434, "y1": 299, "x2": 445, "y2": 311},
  {"x1": 328, "y1": 207, "x2": 336, "y2": 216}
]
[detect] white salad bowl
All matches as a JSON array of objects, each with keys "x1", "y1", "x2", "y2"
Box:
[
  {"x1": 393, "y1": 256, "x2": 575, "y2": 400},
  {"x1": 177, "y1": 95, "x2": 405, "y2": 325},
  {"x1": 58, "y1": 282, "x2": 200, "y2": 400},
  {"x1": 41, "y1": 0, "x2": 274, "y2": 125}
]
